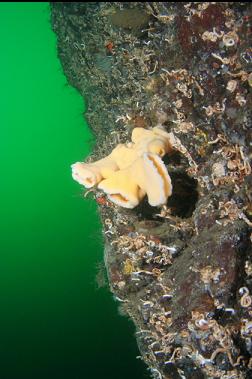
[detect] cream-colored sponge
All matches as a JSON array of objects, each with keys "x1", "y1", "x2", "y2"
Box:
[{"x1": 72, "y1": 126, "x2": 173, "y2": 208}]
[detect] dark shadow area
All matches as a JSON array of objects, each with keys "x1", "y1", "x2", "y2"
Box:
[
  {"x1": 135, "y1": 197, "x2": 160, "y2": 220},
  {"x1": 135, "y1": 169, "x2": 198, "y2": 220},
  {"x1": 167, "y1": 170, "x2": 198, "y2": 218}
]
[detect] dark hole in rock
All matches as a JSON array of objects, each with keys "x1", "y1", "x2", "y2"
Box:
[
  {"x1": 163, "y1": 151, "x2": 190, "y2": 168},
  {"x1": 134, "y1": 197, "x2": 160, "y2": 220},
  {"x1": 163, "y1": 151, "x2": 182, "y2": 166},
  {"x1": 134, "y1": 170, "x2": 198, "y2": 220},
  {"x1": 167, "y1": 170, "x2": 198, "y2": 218}
]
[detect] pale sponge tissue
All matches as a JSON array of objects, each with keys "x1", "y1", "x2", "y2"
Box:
[
  {"x1": 71, "y1": 155, "x2": 118, "y2": 188},
  {"x1": 71, "y1": 126, "x2": 173, "y2": 208},
  {"x1": 97, "y1": 165, "x2": 146, "y2": 208},
  {"x1": 137, "y1": 152, "x2": 172, "y2": 206},
  {"x1": 132, "y1": 126, "x2": 173, "y2": 157}
]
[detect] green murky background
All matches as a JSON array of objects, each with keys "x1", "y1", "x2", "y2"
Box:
[{"x1": 0, "y1": 3, "x2": 146, "y2": 378}]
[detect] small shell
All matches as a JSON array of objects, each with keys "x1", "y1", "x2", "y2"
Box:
[
  {"x1": 178, "y1": 111, "x2": 187, "y2": 121},
  {"x1": 175, "y1": 99, "x2": 183, "y2": 109},
  {"x1": 235, "y1": 93, "x2": 246, "y2": 106},
  {"x1": 176, "y1": 122, "x2": 195, "y2": 134},
  {"x1": 242, "y1": 321, "x2": 252, "y2": 336},
  {"x1": 202, "y1": 31, "x2": 218, "y2": 42},
  {"x1": 239, "y1": 286, "x2": 249, "y2": 296},
  {"x1": 223, "y1": 31, "x2": 239, "y2": 47},
  {"x1": 248, "y1": 72, "x2": 252, "y2": 87},
  {"x1": 226, "y1": 79, "x2": 237, "y2": 93},
  {"x1": 241, "y1": 293, "x2": 252, "y2": 308},
  {"x1": 212, "y1": 162, "x2": 226, "y2": 178},
  {"x1": 117, "y1": 280, "x2": 126, "y2": 289},
  {"x1": 176, "y1": 82, "x2": 188, "y2": 93},
  {"x1": 245, "y1": 261, "x2": 252, "y2": 276},
  {"x1": 205, "y1": 105, "x2": 214, "y2": 116}
]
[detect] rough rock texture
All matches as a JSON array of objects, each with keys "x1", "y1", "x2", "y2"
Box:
[{"x1": 51, "y1": 3, "x2": 252, "y2": 378}]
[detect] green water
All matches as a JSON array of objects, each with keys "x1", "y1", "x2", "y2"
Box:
[{"x1": 0, "y1": 3, "x2": 146, "y2": 378}]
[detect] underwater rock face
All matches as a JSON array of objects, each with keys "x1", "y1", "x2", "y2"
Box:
[
  {"x1": 51, "y1": 2, "x2": 252, "y2": 378},
  {"x1": 109, "y1": 8, "x2": 150, "y2": 31}
]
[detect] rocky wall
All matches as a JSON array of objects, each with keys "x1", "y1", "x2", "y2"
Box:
[{"x1": 51, "y1": 3, "x2": 252, "y2": 378}]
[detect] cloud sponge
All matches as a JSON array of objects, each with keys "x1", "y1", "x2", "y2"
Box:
[{"x1": 71, "y1": 126, "x2": 173, "y2": 208}]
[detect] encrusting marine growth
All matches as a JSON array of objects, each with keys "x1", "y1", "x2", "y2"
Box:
[
  {"x1": 71, "y1": 126, "x2": 173, "y2": 208},
  {"x1": 53, "y1": 3, "x2": 252, "y2": 377}
]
